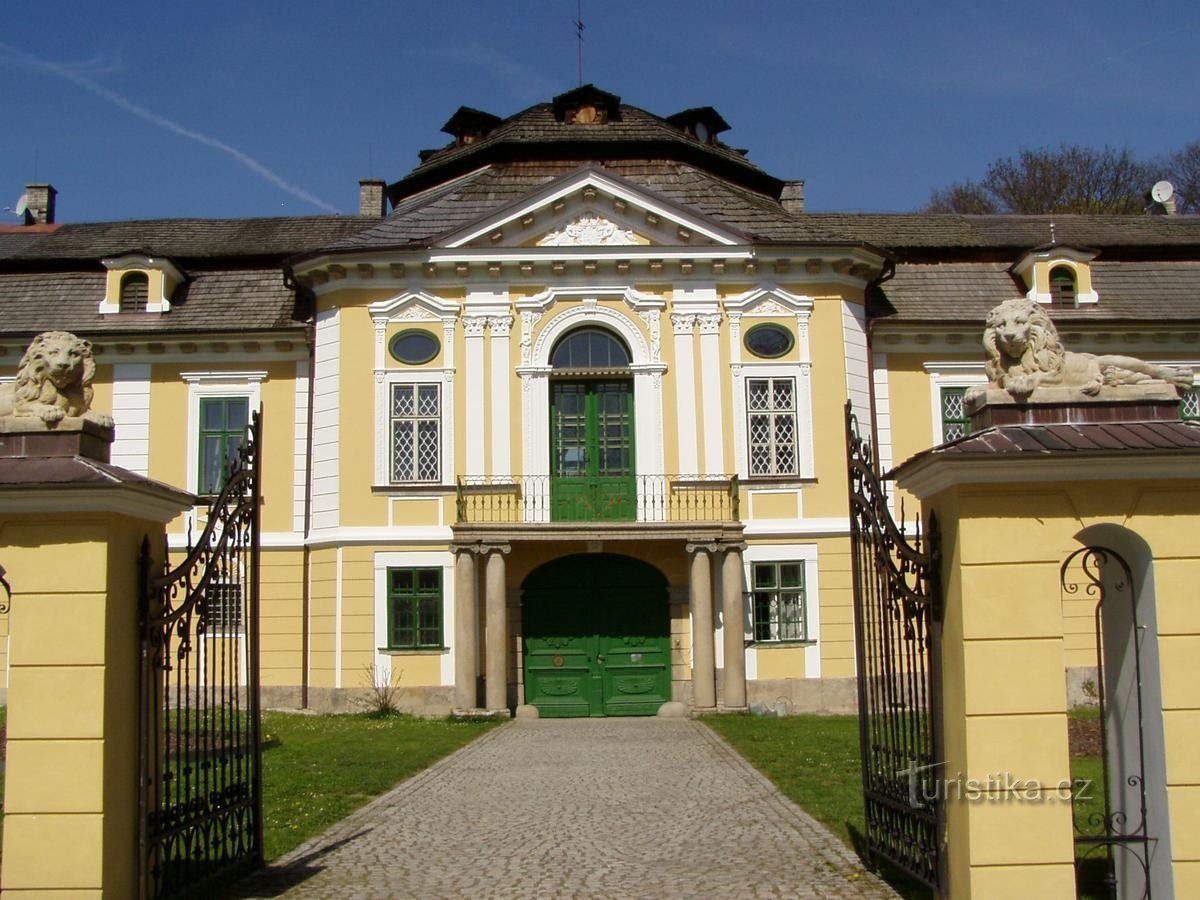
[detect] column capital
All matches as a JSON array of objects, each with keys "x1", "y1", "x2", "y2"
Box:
[
  {"x1": 685, "y1": 541, "x2": 720, "y2": 556},
  {"x1": 479, "y1": 541, "x2": 511, "y2": 556},
  {"x1": 720, "y1": 541, "x2": 748, "y2": 554}
]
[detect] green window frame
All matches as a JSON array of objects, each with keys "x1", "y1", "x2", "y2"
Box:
[
  {"x1": 1182, "y1": 386, "x2": 1200, "y2": 421},
  {"x1": 386, "y1": 568, "x2": 443, "y2": 649},
  {"x1": 198, "y1": 396, "x2": 249, "y2": 495},
  {"x1": 940, "y1": 386, "x2": 970, "y2": 442},
  {"x1": 750, "y1": 561, "x2": 807, "y2": 642}
]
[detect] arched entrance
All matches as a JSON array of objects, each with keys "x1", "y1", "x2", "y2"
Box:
[{"x1": 522, "y1": 553, "x2": 670, "y2": 717}]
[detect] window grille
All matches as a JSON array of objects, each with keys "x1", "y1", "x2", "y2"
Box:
[
  {"x1": 940, "y1": 386, "x2": 970, "y2": 441},
  {"x1": 747, "y1": 377, "x2": 797, "y2": 476},
  {"x1": 391, "y1": 383, "x2": 441, "y2": 482}
]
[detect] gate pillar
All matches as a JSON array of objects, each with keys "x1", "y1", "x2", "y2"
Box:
[
  {"x1": 893, "y1": 411, "x2": 1200, "y2": 899},
  {"x1": 0, "y1": 418, "x2": 192, "y2": 897}
]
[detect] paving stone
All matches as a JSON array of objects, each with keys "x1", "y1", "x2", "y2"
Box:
[{"x1": 229, "y1": 719, "x2": 898, "y2": 899}]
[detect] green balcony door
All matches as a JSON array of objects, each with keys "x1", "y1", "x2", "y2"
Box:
[
  {"x1": 522, "y1": 554, "x2": 670, "y2": 717},
  {"x1": 550, "y1": 380, "x2": 635, "y2": 521}
]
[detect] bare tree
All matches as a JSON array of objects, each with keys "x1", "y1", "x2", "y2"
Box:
[
  {"x1": 1163, "y1": 141, "x2": 1200, "y2": 214},
  {"x1": 924, "y1": 144, "x2": 1157, "y2": 214}
]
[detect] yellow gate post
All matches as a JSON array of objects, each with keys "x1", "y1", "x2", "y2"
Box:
[{"x1": 0, "y1": 417, "x2": 192, "y2": 897}]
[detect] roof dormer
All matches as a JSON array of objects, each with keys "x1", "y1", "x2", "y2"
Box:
[
  {"x1": 440, "y1": 106, "x2": 503, "y2": 147},
  {"x1": 551, "y1": 84, "x2": 621, "y2": 125},
  {"x1": 1009, "y1": 244, "x2": 1099, "y2": 307},
  {"x1": 98, "y1": 252, "x2": 184, "y2": 314},
  {"x1": 665, "y1": 106, "x2": 731, "y2": 145}
]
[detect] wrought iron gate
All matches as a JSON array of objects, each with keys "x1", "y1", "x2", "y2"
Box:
[
  {"x1": 138, "y1": 409, "x2": 263, "y2": 898},
  {"x1": 1061, "y1": 546, "x2": 1153, "y2": 899},
  {"x1": 845, "y1": 403, "x2": 943, "y2": 890}
]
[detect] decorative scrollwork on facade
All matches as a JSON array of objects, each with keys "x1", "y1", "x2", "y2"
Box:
[
  {"x1": 462, "y1": 316, "x2": 488, "y2": 338},
  {"x1": 488, "y1": 315, "x2": 513, "y2": 337},
  {"x1": 670, "y1": 313, "x2": 696, "y2": 336},
  {"x1": 637, "y1": 309, "x2": 662, "y2": 362},
  {"x1": 536, "y1": 214, "x2": 637, "y2": 247},
  {"x1": 520, "y1": 310, "x2": 543, "y2": 366},
  {"x1": 697, "y1": 313, "x2": 722, "y2": 335}
]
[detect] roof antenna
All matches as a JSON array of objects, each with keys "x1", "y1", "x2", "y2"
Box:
[
  {"x1": 1049, "y1": 222, "x2": 1056, "y2": 245},
  {"x1": 575, "y1": 0, "x2": 585, "y2": 86}
]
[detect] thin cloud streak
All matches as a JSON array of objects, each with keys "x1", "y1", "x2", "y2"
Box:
[{"x1": 0, "y1": 41, "x2": 340, "y2": 214}]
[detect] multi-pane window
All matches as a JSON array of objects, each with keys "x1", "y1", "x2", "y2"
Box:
[
  {"x1": 750, "y1": 561, "x2": 806, "y2": 642},
  {"x1": 391, "y1": 383, "x2": 441, "y2": 482},
  {"x1": 387, "y1": 568, "x2": 443, "y2": 649},
  {"x1": 202, "y1": 583, "x2": 243, "y2": 635},
  {"x1": 940, "y1": 386, "x2": 970, "y2": 442},
  {"x1": 1182, "y1": 387, "x2": 1200, "y2": 421},
  {"x1": 747, "y1": 378, "x2": 797, "y2": 476},
  {"x1": 198, "y1": 397, "x2": 249, "y2": 495}
]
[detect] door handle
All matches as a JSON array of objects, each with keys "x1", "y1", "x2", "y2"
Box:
[{"x1": 597, "y1": 655, "x2": 605, "y2": 665}]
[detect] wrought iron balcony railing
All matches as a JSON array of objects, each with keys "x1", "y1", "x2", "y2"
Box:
[{"x1": 456, "y1": 474, "x2": 740, "y2": 524}]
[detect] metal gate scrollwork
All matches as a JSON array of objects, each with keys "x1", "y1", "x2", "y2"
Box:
[
  {"x1": 845, "y1": 402, "x2": 943, "y2": 890},
  {"x1": 138, "y1": 409, "x2": 263, "y2": 898},
  {"x1": 1060, "y1": 546, "x2": 1153, "y2": 899}
]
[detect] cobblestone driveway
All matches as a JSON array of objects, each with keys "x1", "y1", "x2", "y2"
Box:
[{"x1": 230, "y1": 718, "x2": 897, "y2": 899}]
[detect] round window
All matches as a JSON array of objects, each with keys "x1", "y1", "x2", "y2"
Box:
[
  {"x1": 743, "y1": 323, "x2": 794, "y2": 358},
  {"x1": 389, "y1": 329, "x2": 440, "y2": 365}
]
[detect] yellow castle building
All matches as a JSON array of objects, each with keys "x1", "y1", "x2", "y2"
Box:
[{"x1": 1, "y1": 85, "x2": 1198, "y2": 717}]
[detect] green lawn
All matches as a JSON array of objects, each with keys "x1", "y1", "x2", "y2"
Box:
[{"x1": 259, "y1": 711, "x2": 498, "y2": 860}]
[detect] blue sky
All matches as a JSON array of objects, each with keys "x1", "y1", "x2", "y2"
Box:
[{"x1": 2, "y1": 1, "x2": 1197, "y2": 223}]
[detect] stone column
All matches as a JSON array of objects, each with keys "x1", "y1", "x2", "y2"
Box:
[
  {"x1": 721, "y1": 543, "x2": 747, "y2": 709},
  {"x1": 453, "y1": 546, "x2": 478, "y2": 711},
  {"x1": 484, "y1": 545, "x2": 510, "y2": 713},
  {"x1": 688, "y1": 543, "x2": 716, "y2": 710}
]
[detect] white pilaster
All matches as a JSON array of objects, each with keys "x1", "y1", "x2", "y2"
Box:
[
  {"x1": 841, "y1": 300, "x2": 871, "y2": 425},
  {"x1": 311, "y1": 308, "x2": 341, "y2": 531},
  {"x1": 293, "y1": 360, "x2": 310, "y2": 534},
  {"x1": 463, "y1": 315, "x2": 487, "y2": 480},
  {"x1": 111, "y1": 363, "x2": 151, "y2": 475},
  {"x1": 488, "y1": 315, "x2": 513, "y2": 480},
  {"x1": 671, "y1": 313, "x2": 698, "y2": 475},
  {"x1": 697, "y1": 313, "x2": 725, "y2": 475}
]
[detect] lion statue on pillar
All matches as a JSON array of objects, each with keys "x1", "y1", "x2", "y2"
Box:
[
  {"x1": 970, "y1": 297, "x2": 1193, "y2": 401},
  {"x1": 0, "y1": 331, "x2": 114, "y2": 427}
]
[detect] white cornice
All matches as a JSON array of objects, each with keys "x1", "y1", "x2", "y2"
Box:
[
  {"x1": 0, "y1": 482, "x2": 194, "y2": 523},
  {"x1": 894, "y1": 453, "x2": 1200, "y2": 500},
  {"x1": 304, "y1": 526, "x2": 454, "y2": 548}
]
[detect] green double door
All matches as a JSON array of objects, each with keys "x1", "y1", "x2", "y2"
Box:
[
  {"x1": 551, "y1": 380, "x2": 635, "y2": 521},
  {"x1": 523, "y1": 554, "x2": 670, "y2": 717}
]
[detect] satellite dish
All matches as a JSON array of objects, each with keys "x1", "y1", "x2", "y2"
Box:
[
  {"x1": 1151, "y1": 180, "x2": 1175, "y2": 203},
  {"x1": 12, "y1": 193, "x2": 27, "y2": 218}
]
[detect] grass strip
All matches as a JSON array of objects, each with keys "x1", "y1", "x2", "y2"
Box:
[{"x1": 260, "y1": 711, "x2": 498, "y2": 860}]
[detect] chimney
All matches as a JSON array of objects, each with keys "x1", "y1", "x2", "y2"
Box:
[
  {"x1": 358, "y1": 179, "x2": 386, "y2": 218},
  {"x1": 780, "y1": 180, "x2": 805, "y2": 215},
  {"x1": 24, "y1": 183, "x2": 56, "y2": 225}
]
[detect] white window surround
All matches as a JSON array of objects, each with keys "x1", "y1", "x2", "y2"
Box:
[
  {"x1": 1011, "y1": 246, "x2": 1099, "y2": 306},
  {"x1": 726, "y1": 286, "x2": 815, "y2": 481},
  {"x1": 369, "y1": 291, "x2": 459, "y2": 488},
  {"x1": 373, "y1": 550, "x2": 455, "y2": 688},
  {"x1": 743, "y1": 543, "x2": 821, "y2": 679},
  {"x1": 182, "y1": 371, "x2": 265, "y2": 495},
  {"x1": 98, "y1": 253, "x2": 182, "y2": 314},
  {"x1": 924, "y1": 362, "x2": 987, "y2": 445},
  {"x1": 516, "y1": 290, "x2": 666, "y2": 512}
]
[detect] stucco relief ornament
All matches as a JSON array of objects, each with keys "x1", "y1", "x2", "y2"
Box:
[
  {"x1": 536, "y1": 215, "x2": 637, "y2": 247},
  {"x1": 638, "y1": 310, "x2": 662, "y2": 362},
  {"x1": 966, "y1": 298, "x2": 1193, "y2": 405},
  {"x1": 0, "y1": 331, "x2": 114, "y2": 428},
  {"x1": 520, "y1": 310, "x2": 543, "y2": 366}
]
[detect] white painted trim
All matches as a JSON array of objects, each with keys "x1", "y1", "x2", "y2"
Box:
[
  {"x1": 464, "y1": 317, "x2": 486, "y2": 479},
  {"x1": 871, "y1": 351, "x2": 893, "y2": 477},
  {"x1": 335, "y1": 547, "x2": 343, "y2": 689},
  {"x1": 168, "y1": 531, "x2": 307, "y2": 550},
  {"x1": 925, "y1": 363, "x2": 987, "y2": 445},
  {"x1": 374, "y1": 370, "x2": 454, "y2": 487},
  {"x1": 841, "y1": 300, "x2": 870, "y2": 425},
  {"x1": 293, "y1": 360, "x2": 310, "y2": 534},
  {"x1": 673, "y1": 315, "x2": 698, "y2": 474},
  {"x1": 440, "y1": 168, "x2": 744, "y2": 248},
  {"x1": 182, "y1": 371, "x2": 265, "y2": 516},
  {"x1": 312, "y1": 309, "x2": 341, "y2": 531},
  {"x1": 373, "y1": 550, "x2": 455, "y2": 687},
  {"x1": 0, "y1": 484, "x2": 192, "y2": 521},
  {"x1": 743, "y1": 543, "x2": 821, "y2": 678},
  {"x1": 306, "y1": 526, "x2": 455, "y2": 547},
  {"x1": 111, "y1": 363, "x2": 151, "y2": 476},
  {"x1": 897, "y1": 454, "x2": 1200, "y2": 499},
  {"x1": 489, "y1": 316, "x2": 513, "y2": 480},
  {"x1": 698, "y1": 314, "x2": 725, "y2": 475},
  {"x1": 742, "y1": 517, "x2": 850, "y2": 537}
]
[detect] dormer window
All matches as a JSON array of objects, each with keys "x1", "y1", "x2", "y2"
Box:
[
  {"x1": 551, "y1": 85, "x2": 621, "y2": 125},
  {"x1": 119, "y1": 272, "x2": 149, "y2": 312},
  {"x1": 1048, "y1": 266, "x2": 1076, "y2": 305},
  {"x1": 98, "y1": 252, "x2": 183, "y2": 314},
  {"x1": 1009, "y1": 245, "x2": 1098, "y2": 307}
]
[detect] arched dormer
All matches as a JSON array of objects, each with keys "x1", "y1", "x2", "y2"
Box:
[
  {"x1": 1010, "y1": 244, "x2": 1098, "y2": 307},
  {"x1": 98, "y1": 252, "x2": 182, "y2": 314}
]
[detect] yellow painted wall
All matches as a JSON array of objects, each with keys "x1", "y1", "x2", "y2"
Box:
[
  {"x1": 260, "y1": 549, "x2": 304, "y2": 687},
  {"x1": 804, "y1": 294, "x2": 862, "y2": 518}
]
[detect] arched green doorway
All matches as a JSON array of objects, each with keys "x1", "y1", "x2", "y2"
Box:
[{"x1": 522, "y1": 553, "x2": 670, "y2": 717}]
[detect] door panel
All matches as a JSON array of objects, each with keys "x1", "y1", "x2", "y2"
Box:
[{"x1": 522, "y1": 554, "x2": 669, "y2": 717}]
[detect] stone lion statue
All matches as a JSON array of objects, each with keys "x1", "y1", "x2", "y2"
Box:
[
  {"x1": 0, "y1": 331, "x2": 114, "y2": 427},
  {"x1": 972, "y1": 297, "x2": 1193, "y2": 401}
]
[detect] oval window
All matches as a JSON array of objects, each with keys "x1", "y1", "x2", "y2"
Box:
[
  {"x1": 389, "y1": 329, "x2": 440, "y2": 365},
  {"x1": 744, "y1": 323, "x2": 793, "y2": 358}
]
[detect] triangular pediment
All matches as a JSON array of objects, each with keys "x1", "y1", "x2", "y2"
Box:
[{"x1": 438, "y1": 166, "x2": 747, "y2": 250}]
